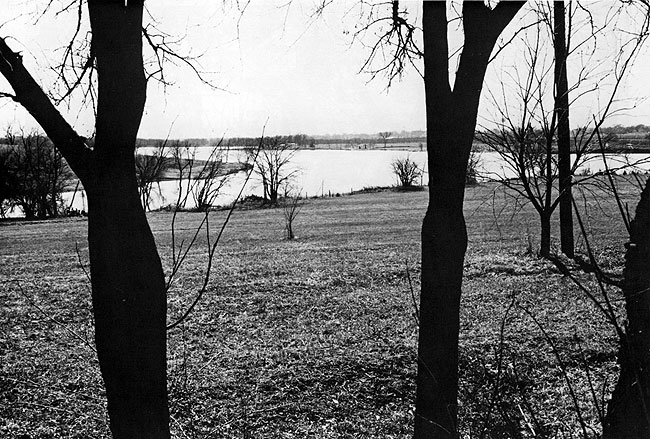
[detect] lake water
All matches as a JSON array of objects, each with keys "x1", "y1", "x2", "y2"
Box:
[{"x1": 58, "y1": 149, "x2": 650, "y2": 213}]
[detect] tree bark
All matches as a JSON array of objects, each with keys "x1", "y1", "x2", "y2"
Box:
[
  {"x1": 603, "y1": 178, "x2": 650, "y2": 438},
  {"x1": 0, "y1": 1, "x2": 170, "y2": 437},
  {"x1": 415, "y1": 2, "x2": 524, "y2": 437},
  {"x1": 554, "y1": 0, "x2": 574, "y2": 257}
]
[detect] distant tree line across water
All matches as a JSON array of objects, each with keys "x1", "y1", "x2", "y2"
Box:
[
  {"x1": 132, "y1": 124, "x2": 650, "y2": 151},
  {"x1": 136, "y1": 134, "x2": 317, "y2": 148},
  {"x1": 135, "y1": 131, "x2": 428, "y2": 148}
]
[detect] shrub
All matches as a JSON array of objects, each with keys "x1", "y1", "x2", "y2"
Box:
[{"x1": 391, "y1": 156, "x2": 422, "y2": 188}]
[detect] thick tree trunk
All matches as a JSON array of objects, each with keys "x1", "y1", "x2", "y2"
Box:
[
  {"x1": 415, "y1": 2, "x2": 524, "y2": 437},
  {"x1": 554, "y1": 1, "x2": 574, "y2": 257},
  {"x1": 86, "y1": 2, "x2": 170, "y2": 438},
  {"x1": 603, "y1": 178, "x2": 650, "y2": 438},
  {"x1": 86, "y1": 169, "x2": 169, "y2": 439},
  {"x1": 417, "y1": 188, "x2": 467, "y2": 436}
]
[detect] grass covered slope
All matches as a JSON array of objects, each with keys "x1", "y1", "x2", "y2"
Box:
[{"x1": 0, "y1": 180, "x2": 639, "y2": 438}]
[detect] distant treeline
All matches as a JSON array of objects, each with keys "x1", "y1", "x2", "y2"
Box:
[
  {"x1": 106, "y1": 125, "x2": 650, "y2": 150},
  {"x1": 136, "y1": 134, "x2": 315, "y2": 148},
  {"x1": 224, "y1": 134, "x2": 315, "y2": 147},
  {"x1": 598, "y1": 124, "x2": 650, "y2": 137},
  {"x1": 313, "y1": 136, "x2": 427, "y2": 145}
]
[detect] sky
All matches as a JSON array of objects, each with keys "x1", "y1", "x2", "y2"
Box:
[
  {"x1": 1, "y1": 0, "x2": 427, "y2": 139},
  {"x1": 1, "y1": 1, "x2": 649, "y2": 140}
]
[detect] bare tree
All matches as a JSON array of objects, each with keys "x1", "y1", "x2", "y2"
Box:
[
  {"x1": 378, "y1": 131, "x2": 392, "y2": 148},
  {"x1": 480, "y1": 0, "x2": 650, "y2": 258},
  {"x1": 480, "y1": 123, "x2": 560, "y2": 256},
  {"x1": 247, "y1": 136, "x2": 299, "y2": 205},
  {"x1": 478, "y1": 26, "x2": 560, "y2": 257},
  {"x1": 391, "y1": 155, "x2": 422, "y2": 188},
  {"x1": 282, "y1": 187, "x2": 303, "y2": 240}
]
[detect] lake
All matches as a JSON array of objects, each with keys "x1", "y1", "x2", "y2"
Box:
[{"x1": 59, "y1": 149, "x2": 650, "y2": 213}]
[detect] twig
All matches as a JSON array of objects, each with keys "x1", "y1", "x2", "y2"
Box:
[
  {"x1": 75, "y1": 241, "x2": 92, "y2": 285},
  {"x1": 404, "y1": 259, "x2": 419, "y2": 326}
]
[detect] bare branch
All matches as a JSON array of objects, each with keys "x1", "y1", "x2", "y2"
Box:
[{"x1": 353, "y1": 1, "x2": 423, "y2": 88}]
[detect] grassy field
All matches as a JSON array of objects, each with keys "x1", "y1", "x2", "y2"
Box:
[{"x1": 0, "y1": 178, "x2": 643, "y2": 438}]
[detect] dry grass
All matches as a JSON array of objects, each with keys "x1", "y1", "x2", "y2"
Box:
[{"x1": 0, "y1": 176, "x2": 644, "y2": 438}]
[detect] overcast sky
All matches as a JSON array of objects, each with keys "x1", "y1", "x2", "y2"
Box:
[{"x1": 1, "y1": 1, "x2": 649, "y2": 140}]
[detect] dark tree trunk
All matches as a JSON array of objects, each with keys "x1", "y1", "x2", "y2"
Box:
[
  {"x1": 539, "y1": 211, "x2": 552, "y2": 258},
  {"x1": 0, "y1": 2, "x2": 170, "y2": 437},
  {"x1": 603, "y1": 178, "x2": 650, "y2": 438},
  {"x1": 85, "y1": 2, "x2": 169, "y2": 437},
  {"x1": 554, "y1": 0, "x2": 574, "y2": 257},
  {"x1": 415, "y1": 2, "x2": 524, "y2": 437},
  {"x1": 86, "y1": 171, "x2": 169, "y2": 439},
  {"x1": 270, "y1": 188, "x2": 278, "y2": 204}
]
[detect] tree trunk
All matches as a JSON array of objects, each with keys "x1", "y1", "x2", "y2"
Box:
[
  {"x1": 554, "y1": 0, "x2": 574, "y2": 257},
  {"x1": 86, "y1": 169, "x2": 169, "y2": 439},
  {"x1": 415, "y1": 2, "x2": 524, "y2": 437},
  {"x1": 540, "y1": 212, "x2": 552, "y2": 258},
  {"x1": 86, "y1": 2, "x2": 170, "y2": 437},
  {"x1": 603, "y1": 178, "x2": 650, "y2": 438}
]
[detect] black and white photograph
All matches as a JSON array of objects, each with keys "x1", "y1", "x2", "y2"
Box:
[{"x1": 2, "y1": 1, "x2": 650, "y2": 437}]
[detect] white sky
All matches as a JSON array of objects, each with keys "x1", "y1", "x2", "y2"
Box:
[{"x1": 1, "y1": 1, "x2": 649, "y2": 140}]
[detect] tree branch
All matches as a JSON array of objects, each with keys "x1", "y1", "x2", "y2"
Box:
[{"x1": 0, "y1": 37, "x2": 93, "y2": 183}]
